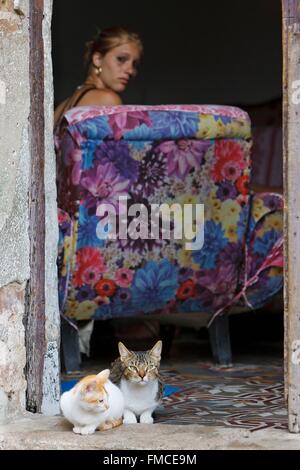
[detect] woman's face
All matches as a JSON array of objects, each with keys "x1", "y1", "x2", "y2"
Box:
[{"x1": 98, "y1": 42, "x2": 141, "y2": 92}]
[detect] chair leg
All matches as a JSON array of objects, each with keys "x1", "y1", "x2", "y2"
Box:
[
  {"x1": 208, "y1": 314, "x2": 232, "y2": 367},
  {"x1": 159, "y1": 324, "x2": 176, "y2": 359},
  {"x1": 61, "y1": 317, "x2": 81, "y2": 373}
]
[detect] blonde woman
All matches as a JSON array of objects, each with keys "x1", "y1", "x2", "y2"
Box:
[{"x1": 54, "y1": 26, "x2": 143, "y2": 128}]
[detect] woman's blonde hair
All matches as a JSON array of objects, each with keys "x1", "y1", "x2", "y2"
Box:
[{"x1": 84, "y1": 26, "x2": 143, "y2": 66}]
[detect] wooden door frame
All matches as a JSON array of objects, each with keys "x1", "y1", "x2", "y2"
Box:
[
  {"x1": 282, "y1": 0, "x2": 300, "y2": 433},
  {"x1": 25, "y1": 0, "x2": 46, "y2": 414},
  {"x1": 25, "y1": 0, "x2": 60, "y2": 416}
]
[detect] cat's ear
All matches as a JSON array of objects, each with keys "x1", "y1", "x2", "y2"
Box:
[
  {"x1": 81, "y1": 379, "x2": 97, "y2": 394},
  {"x1": 149, "y1": 340, "x2": 162, "y2": 362},
  {"x1": 118, "y1": 342, "x2": 132, "y2": 362},
  {"x1": 96, "y1": 369, "x2": 110, "y2": 382}
]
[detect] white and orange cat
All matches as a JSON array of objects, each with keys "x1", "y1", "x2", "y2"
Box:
[{"x1": 60, "y1": 369, "x2": 124, "y2": 435}]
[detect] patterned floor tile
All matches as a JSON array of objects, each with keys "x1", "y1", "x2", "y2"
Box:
[{"x1": 156, "y1": 363, "x2": 287, "y2": 431}]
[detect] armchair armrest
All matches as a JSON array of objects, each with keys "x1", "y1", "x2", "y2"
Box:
[
  {"x1": 242, "y1": 192, "x2": 283, "y2": 310},
  {"x1": 58, "y1": 208, "x2": 74, "y2": 314}
]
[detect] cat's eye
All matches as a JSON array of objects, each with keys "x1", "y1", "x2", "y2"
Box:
[{"x1": 128, "y1": 366, "x2": 137, "y2": 372}]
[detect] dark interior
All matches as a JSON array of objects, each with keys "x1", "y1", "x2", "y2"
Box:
[{"x1": 52, "y1": 0, "x2": 283, "y2": 363}]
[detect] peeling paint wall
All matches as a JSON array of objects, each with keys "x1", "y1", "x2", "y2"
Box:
[
  {"x1": 0, "y1": 0, "x2": 60, "y2": 420},
  {"x1": 0, "y1": 2, "x2": 30, "y2": 287},
  {"x1": 0, "y1": 283, "x2": 27, "y2": 421}
]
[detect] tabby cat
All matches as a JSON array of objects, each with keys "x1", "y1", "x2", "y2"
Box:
[{"x1": 110, "y1": 340, "x2": 164, "y2": 424}]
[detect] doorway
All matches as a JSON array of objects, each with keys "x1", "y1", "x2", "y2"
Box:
[{"x1": 50, "y1": 0, "x2": 290, "y2": 431}]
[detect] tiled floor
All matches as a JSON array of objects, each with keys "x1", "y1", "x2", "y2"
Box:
[{"x1": 155, "y1": 361, "x2": 286, "y2": 430}]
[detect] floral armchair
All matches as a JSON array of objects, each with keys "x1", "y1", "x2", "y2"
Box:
[{"x1": 56, "y1": 104, "x2": 283, "y2": 369}]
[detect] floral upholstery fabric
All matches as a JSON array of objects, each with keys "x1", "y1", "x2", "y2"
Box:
[{"x1": 56, "y1": 105, "x2": 283, "y2": 322}]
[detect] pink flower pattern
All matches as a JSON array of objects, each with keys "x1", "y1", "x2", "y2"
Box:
[
  {"x1": 115, "y1": 268, "x2": 134, "y2": 288},
  {"x1": 158, "y1": 140, "x2": 211, "y2": 179},
  {"x1": 81, "y1": 161, "x2": 130, "y2": 211},
  {"x1": 108, "y1": 111, "x2": 152, "y2": 140}
]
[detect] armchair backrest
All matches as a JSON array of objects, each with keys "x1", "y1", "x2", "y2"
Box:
[{"x1": 56, "y1": 104, "x2": 252, "y2": 320}]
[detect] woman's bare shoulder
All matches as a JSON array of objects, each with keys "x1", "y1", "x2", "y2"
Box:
[
  {"x1": 77, "y1": 89, "x2": 122, "y2": 106},
  {"x1": 54, "y1": 99, "x2": 68, "y2": 125},
  {"x1": 55, "y1": 99, "x2": 67, "y2": 114}
]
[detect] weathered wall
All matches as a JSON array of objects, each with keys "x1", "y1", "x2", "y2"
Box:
[
  {"x1": 0, "y1": 283, "x2": 27, "y2": 421},
  {"x1": 0, "y1": 1, "x2": 30, "y2": 422},
  {"x1": 0, "y1": 0, "x2": 60, "y2": 421}
]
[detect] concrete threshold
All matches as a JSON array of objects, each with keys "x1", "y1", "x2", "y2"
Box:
[{"x1": 0, "y1": 414, "x2": 300, "y2": 450}]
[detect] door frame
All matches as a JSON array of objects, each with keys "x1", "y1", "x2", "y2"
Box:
[{"x1": 282, "y1": 0, "x2": 300, "y2": 433}]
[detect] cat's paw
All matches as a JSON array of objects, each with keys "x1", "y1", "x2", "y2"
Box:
[
  {"x1": 73, "y1": 426, "x2": 82, "y2": 434},
  {"x1": 140, "y1": 413, "x2": 154, "y2": 424},
  {"x1": 123, "y1": 416, "x2": 138, "y2": 424},
  {"x1": 123, "y1": 411, "x2": 137, "y2": 424}
]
